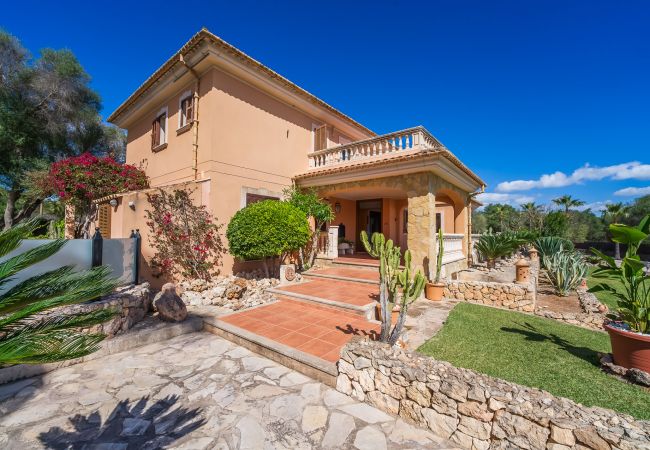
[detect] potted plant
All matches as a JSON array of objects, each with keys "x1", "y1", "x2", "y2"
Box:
[
  {"x1": 590, "y1": 214, "x2": 650, "y2": 373},
  {"x1": 425, "y1": 228, "x2": 446, "y2": 301}
]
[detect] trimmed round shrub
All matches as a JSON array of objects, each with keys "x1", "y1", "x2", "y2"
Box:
[{"x1": 226, "y1": 200, "x2": 310, "y2": 264}]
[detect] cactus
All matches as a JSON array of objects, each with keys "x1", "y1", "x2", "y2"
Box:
[
  {"x1": 361, "y1": 231, "x2": 424, "y2": 344},
  {"x1": 545, "y1": 251, "x2": 588, "y2": 296},
  {"x1": 434, "y1": 227, "x2": 444, "y2": 283}
]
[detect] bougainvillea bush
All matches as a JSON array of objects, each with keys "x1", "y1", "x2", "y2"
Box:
[
  {"x1": 226, "y1": 200, "x2": 310, "y2": 277},
  {"x1": 39, "y1": 153, "x2": 148, "y2": 237},
  {"x1": 145, "y1": 188, "x2": 225, "y2": 281}
]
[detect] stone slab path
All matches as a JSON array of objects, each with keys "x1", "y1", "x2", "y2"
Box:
[
  {"x1": 403, "y1": 298, "x2": 458, "y2": 351},
  {"x1": 0, "y1": 332, "x2": 458, "y2": 449}
]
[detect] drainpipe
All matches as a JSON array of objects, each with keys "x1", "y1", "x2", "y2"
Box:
[{"x1": 179, "y1": 54, "x2": 200, "y2": 180}]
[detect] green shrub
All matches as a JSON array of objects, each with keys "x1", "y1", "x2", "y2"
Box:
[
  {"x1": 545, "y1": 251, "x2": 588, "y2": 296},
  {"x1": 533, "y1": 236, "x2": 574, "y2": 269},
  {"x1": 226, "y1": 200, "x2": 310, "y2": 277},
  {"x1": 475, "y1": 232, "x2": 521, "y2": 268}
]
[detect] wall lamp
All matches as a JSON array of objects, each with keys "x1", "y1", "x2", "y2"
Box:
[{"x1": 334, "y1": 202, "x2": 341, "y2": 214}]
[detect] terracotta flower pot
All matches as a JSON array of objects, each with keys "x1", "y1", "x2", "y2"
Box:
[
  {"x1": 425, "y1": 282, "x2": 445, "y2": 301},
  {"x1": 605, "y1": 323, "x2": 650, "y2": 373},
  {"x1": 375, "y1": 304, "x2": 400, "y2": 322}
]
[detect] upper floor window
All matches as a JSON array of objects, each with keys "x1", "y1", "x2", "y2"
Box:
[
  {"x1": 151, "y1": 112, "x2": 167, "y2": 149},
  {"x1": 179, "y1": 94, "x2": 194, "y2": 128},
  {"x1": 314, "y1": 124, "x2": 327, "y2": 151}
]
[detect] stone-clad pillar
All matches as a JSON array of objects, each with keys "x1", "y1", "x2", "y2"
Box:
[
  {"x1": 64, "y1": 204, "x2": 75, "y2": 239},
  {"x1": 407, "y1": 181, "x2": 436, "y2": 281}
]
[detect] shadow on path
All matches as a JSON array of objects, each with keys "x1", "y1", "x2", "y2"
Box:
[
  {"x1": 500, "y1": 321, "x2": 601, "y2": 367},
  {"x1": 38, "y1": 394, "x2": 205, "y2": 450}
]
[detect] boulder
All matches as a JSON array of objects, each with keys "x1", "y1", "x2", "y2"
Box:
[{"x1": 153, "y1": 283, "x2": 188, "y2": 322}]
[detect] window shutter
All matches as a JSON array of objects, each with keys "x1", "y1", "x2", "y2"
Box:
[
  {"x1": 314, "y1": 125, "x2": 327, "y2": 151},
  {"x1": 186, "y1": 97, "x2": 193, "y2": 123},
  {"x1": 98, "y1": 204, "x2": 111, "y2": 238},
  {"x1": 152, "y1": 117, "x2": 161, "y2": 147}
]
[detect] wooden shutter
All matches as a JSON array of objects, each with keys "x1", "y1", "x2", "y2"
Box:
[
  {"x1": 98, "y1": 204, "x2": 111, "y2": 238},
  {"x1": 185, "y1": 96, "x2": 193, "y2": 123},
  {"x1": 151, "y1": 117, "x2": 160, "y2": 148},
  {"x1": 314, "y1": 125, "x2": 327, "y2": 151}
]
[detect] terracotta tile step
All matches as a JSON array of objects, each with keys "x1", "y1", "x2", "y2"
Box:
[{"x1": 304, "y1": 267, "x2": 379, "y2": 285}]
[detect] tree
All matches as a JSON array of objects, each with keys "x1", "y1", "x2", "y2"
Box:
[
  {"x1": 542, "y1": 211, "x2": 568, "y2": 238},
  {"x1": 482, "y1": 204, "x2": 519, "y2": 232},
  {"x1": 38, "y1": 153, "x2": 149, "y2": 238},
  {"x1": 603, "y1": 202, "x2": 629, "y2": 259},
  {"x1": 520, "y1": 202, "x2": 543, "y2": 232},
  {"x1": 471, "y1": 210, "x2": 488, "y2": 234},
  {"x1": 226, "y1": 200, "x2": 311, "y2": 277},
  {"x1": 145, "y1": 188, "x2": 225, "y2": 280},
  {"x1": 0, "y1": 30, "x2": 120, "y2": 230},
  {"x1": 283, "y1": 187, "x2": 334, "y2": 269},
  {"x1": 552, "y1": 195, "x2": 585, "y2": 215},
  {"x1": 625, "y1": 195, "x2": 650, "y2": 228},
  {"x1": 0, "y1": 221, "x2": 117, "y2": 365}
]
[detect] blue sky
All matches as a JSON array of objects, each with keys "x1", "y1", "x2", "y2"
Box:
[{"x1": 4, "y1": 0, "x2": 650, "y2": 211}]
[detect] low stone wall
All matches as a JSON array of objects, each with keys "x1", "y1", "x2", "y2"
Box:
[
  {"x1": 444, "y1": 280, "x2": 536, "y2": 312},
  {"x1": 40, "y1": 283, "x2": 152, "y2": 338},
  {"x1": 179, "y1": 271, "x2": 279, "y2": 311},
  {"x1": 534, "y1": 290, "x2": 607, "y2": 331},
  {"x1": 337, "y1": 339, "x2": 650, "y2": 450}
]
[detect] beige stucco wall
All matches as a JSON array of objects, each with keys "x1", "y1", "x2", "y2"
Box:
[{"x1": 118, "y1": 65, "x2": 374, "y2": 276}]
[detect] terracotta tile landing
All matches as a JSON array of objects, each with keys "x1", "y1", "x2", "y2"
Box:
[
  {"x1": 308, "y1": 266, "x2": 379, "y2": 282},
  {"x1": 220, "y1": 296, "x2": 380, "y2": 362},
  {"x1": 275, "y1": 278, "x2": 379, "y2": 307}
]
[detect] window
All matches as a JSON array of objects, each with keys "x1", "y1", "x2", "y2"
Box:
[
  {"x1": 435, "y1": 212, "x2": 443, "y2": 233},
  {"x1": 246, "y1": 193, "x2": 279, "y2": 206},
  {"x1": 314, "y1": 125, "x2": 327, "y2": 151},
  {"x1": 151, "y1": 112, "x2": 167, "y2": 149},
  {"x1": 403, "y1": 208, "x2": 408, "y2": 234},
  {"x1": 179, "y1": 94, "x2": 194, "y2": 128}
]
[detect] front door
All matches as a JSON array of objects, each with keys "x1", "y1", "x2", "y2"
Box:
[{"x1": 356, "y1": 199, "x2": 382, "y2": 251}]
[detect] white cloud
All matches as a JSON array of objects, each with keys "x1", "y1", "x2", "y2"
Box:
[
  {"x1": 614, "y1": 186, "x2": 650, "y2": 196},
  {"x1": 476, "y1": 192, "x2": 535, "y2": 207},
  {"x1": 576, "y1": 201, "x2": 610, "y2": 212},
  {"x1": 496, "y1": 162, "x2": 650, "y2": 192}
]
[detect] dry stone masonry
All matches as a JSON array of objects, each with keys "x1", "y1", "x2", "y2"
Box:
[
  {"x1": 444, "y1": 280, "x2": 536, "y2": 312},
  {"x1": 534, "y1": 289, "x2": 608, "y2": 331},
  {"x1": 337, "y1": 338, "x2": 650, "y2": 450},
  {"x1": 179, "y1": 271, "x2": 279, "y2": 311},
  {"x1": 46, "y1": 283, "x2": 152, "y2": 338}
]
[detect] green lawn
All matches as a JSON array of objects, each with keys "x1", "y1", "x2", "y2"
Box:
[
  {"x1": 418, "y1": 303, "x2": 650, "y2": 420},
  {"x1": 586, "y1": 267, "x2": 622, "y2": 310}
]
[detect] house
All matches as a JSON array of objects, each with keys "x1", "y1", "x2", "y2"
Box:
[{"x1": 104, "y1": 28, "x2": 485, "y2": 283}]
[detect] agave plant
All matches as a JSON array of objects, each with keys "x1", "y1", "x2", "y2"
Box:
[
  {"x1": 533, "y1": 236, "x2": 574, "y2": 270},
  {"x1": 545, "y1": 251, "x2": 588, "y2": 296},
  {"x1": 361, "y1": 231, "x2": 425, "y2": 345},
  {"x1": 590, "y1": 214, "x2": 650, "y2": 334},
  {"x1": 0, "y1": 222, "x2": 117, "y2": 365}
]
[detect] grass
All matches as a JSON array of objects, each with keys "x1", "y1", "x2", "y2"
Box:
[
  {"x1": 418, "y1": 302, "x2": 650, "y2": 420},
  {"x1": 586, "y1": 266, "x2": 622, "y2": 310}
]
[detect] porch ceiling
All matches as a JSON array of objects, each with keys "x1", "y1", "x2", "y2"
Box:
[{"x1": 323, "y1": 186, "x2": 407, "y2": 200}]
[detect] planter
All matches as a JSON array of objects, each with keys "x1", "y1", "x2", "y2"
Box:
[
  {"x1": 375, "y1": 303, "x2": 400, "y2": 323},
  {"x1": 605, "y1": 323, "x2": 650, "y2": 373},
  {"x1": 425, "y1": 282, "x2": 445, "y2": 301}
]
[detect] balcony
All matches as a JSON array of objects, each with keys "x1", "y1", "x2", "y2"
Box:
[
  {"x1": 437, "y1": 233, "x2": 465, "y2": 264},
  {"x1": 308, "y1": 126, "x2": 443, "y2": 169}
]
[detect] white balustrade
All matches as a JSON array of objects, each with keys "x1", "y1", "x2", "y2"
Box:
[
  {"x1": 437, "y1": 233, "x2": 465, "y2": 264},
  {"x1": 308, "y1": 126, "x2": 443, "y2": 169}
]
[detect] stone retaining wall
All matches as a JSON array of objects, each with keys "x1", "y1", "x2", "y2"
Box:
[
  {"x1": 534, "y1": 290, "x2": 607, "y2": 331},
  {"x1": 444, "y1": 280, "x2": 536, "y2": 312},
  {"x1": 337, "y1": 339, "x2": 650, "y2": 450},
  {"x1": 45, "y1": 283, "x2": 152, "y2": 338}
]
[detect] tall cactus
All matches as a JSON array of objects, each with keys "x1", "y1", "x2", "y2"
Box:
[
  {"x1": 361, "y1": 231, "x2": 425, "y2": 344},
  {"x1": 434, "y1": 227, "x2": 444, "y2": 283}
]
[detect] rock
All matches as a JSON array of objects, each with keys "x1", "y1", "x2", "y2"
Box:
[
  {"x1": 322, "y1": 412, "x2": 355, "y2": 448},
  {"x1": 153, "y1": 283, "x2": 187, "y2": 322},
  {"x1": 236, "y1": 415, "x2": 266, "y2": 450},
  {"x1": 550, "y1": 424, "x2": 576, "y2": 446},
  {"x1": 301, "y1": 405, "x2": 328, "y2": 433},
  {"x1": 353, "y1": 426, "x2": 387, "y2": 450},
  {"x1": 120, "y1": 418, "x2": 151, "y2": 436},
  {"x1": 574, "y1": 427, "x2": 611, "y2": 450},
  {"x1": 339, "y1": 403, "x2": 393, "y2": 424},
  {"x1": 421, "y1": 408, "x2": 458, "y2": 439},
  {"x1": 628, "y1": 368, "x2": 650, "y2": 387}
]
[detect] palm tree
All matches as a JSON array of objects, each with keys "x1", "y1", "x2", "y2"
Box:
[
  {"x1": 520, "y1": 202, "x2": 543, "y2": 231},
  {"x1": 0, "y1": 221, "x2": 117, "y2": 365},
  {"x1": 552, "y1": 195, "x2": 585, "y2": 215},
  {"x1": 602, "y1": 202, "x2": 629, "y2": 260}
]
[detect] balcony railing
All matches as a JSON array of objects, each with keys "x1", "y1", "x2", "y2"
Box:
[
  {"x1": 437, "y1": 233, "x2": 465, "y2": 264},
  {"x1": 308, "y1": 126, "x2": 443, "y2": 169}
]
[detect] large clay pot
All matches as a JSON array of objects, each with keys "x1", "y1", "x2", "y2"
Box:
[
  {"x1": 605, "y1": 323, "x2": 650, "y2": 373},
  {"x1": 425, "y1": 282, "x2": 445, "y2": 301}
]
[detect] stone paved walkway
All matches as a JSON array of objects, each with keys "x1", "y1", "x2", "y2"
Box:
[{"x1": 0, "y1": 332, "x2": 458, "y2": 449}]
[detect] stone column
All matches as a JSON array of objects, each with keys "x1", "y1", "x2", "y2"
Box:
[
  {"x1": 64, "y1": 204, "x2": 75, "y2": 239},
  {"x1": 327, "y1": 225, "x2": 339, "y2": 259},
  {"x1": 407, "y1": 190, "x2": 436, "y2": 280}
]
